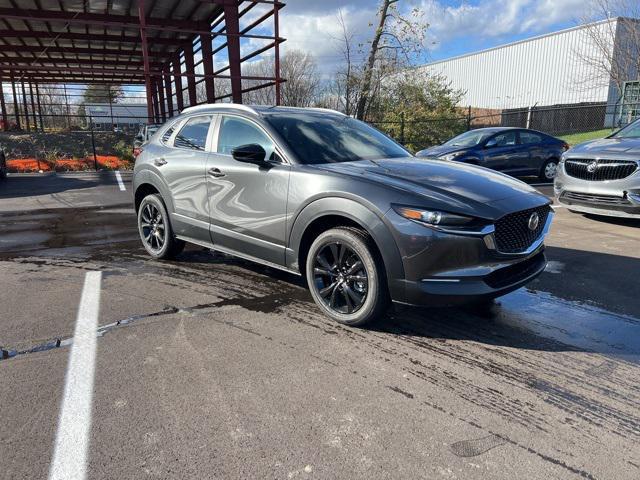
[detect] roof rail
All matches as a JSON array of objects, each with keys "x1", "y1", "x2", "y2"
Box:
[
  {"x1": 304, "y1": 107, "x2": 347, "y2": 116},
  {"x1": 180, "y1": 103, "x2": 259, "y2": 116}
]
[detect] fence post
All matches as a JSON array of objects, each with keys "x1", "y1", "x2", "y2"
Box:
[
  {"x1": 400, "y1": 112, "x2": 405, "y2": 145},
  {"x1": 90, "y1": 117, "x2": 98, "y2": 171},
  {"x1": 466, "y1": 105, "x2": 471, "y2": 131}
]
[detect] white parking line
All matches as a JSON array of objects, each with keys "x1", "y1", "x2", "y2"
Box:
[
  {"x1": 49, "y1": 271, "x2": 102, "y2": 480},
  {"x1": 114, "y1": 170, "x2": 126, "y2": 191}
]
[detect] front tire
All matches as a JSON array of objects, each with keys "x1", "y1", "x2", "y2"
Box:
[
  {"x1": 137, "y1": 194, "x2": 185, "y2": 259},
  {"x1": 539, "y1": 158, "x2": 558, "y2": 182},
  {"x1": 306, "y1": 227, "x2": 389, "y2": 326}
]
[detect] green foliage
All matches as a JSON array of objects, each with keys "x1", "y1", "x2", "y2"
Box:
[
  {"x1": 82, "y1": 85, "x2": 123, "y2": 104},
  {"x1": 112, "y1": 139, "x2": 134, "y2": 163},
  {"x1": 369, "y1": 74, "x2": 467, "y2": 152},
  {"x1": 558, "y1": 129, "x2": 613, "y2": 146}
]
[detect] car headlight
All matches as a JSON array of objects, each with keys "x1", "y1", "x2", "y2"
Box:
[
  {"x1": 439, "y1": 151, "x2": 466, "y2": 161},
  {"x1": 392, "y1": 205, "x2": 490, "y2": 233}
]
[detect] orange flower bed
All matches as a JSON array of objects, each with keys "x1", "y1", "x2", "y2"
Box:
[{"x1": 7, "y1": 156, "x2": 132, "y2": 172}]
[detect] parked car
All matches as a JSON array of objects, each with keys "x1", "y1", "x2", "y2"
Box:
[
  {"x1": 0, "y1": 146, "x2": 6, "y2": 179},
  {"x1": 133, "y1": 123, "x2": 161, "y2": 158},
  {"x1": 555, "y1": 119, "x2": 640, "y2": 219},
  {"x1": 133, "y1": 105, "x2": 553, "y2": 326},
  {"x1": 416, "y1": 127, "x2": 569, "y2": 182}
]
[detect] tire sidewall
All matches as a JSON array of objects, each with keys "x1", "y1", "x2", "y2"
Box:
[
  {"x1": 138, "y1": 194, "x2": 171, "y2": 259},
  {"x1": 306, "y1": 229, "x2": 382, "y2": 326}
]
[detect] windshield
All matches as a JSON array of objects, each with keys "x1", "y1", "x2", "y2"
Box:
[
  {"x1": 611, "y1": 119, "x2": 640, "y2": 139},
  {"x1": 444, "y1": 130, "x2": 494, "y2": 147},
  {"x1": 264, "y1": 112, "x2": 409, "y2": 164}
]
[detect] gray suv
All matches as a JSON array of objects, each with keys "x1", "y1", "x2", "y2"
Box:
[
  {"x1": 133, "y1": 104, "x2": 553, "y2": 326},
  {"x1": 555, "y1": 119, "x2": 640, "y2": 218}
]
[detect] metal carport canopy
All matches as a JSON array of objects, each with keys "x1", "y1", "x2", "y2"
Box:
[{"x1": 0, "y1": 0, "x2": 285, "y2": 125}]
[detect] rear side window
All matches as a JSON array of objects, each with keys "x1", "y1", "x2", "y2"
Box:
[
  {"x1": 161, "y1": 124, "x2": 176, "y2": 144},
  {"x1": 520, "y1": 131, "x2": 542, "y2": 144},
  {"x1": 173, "y1": 116, "x2": 212, "y2": 150},
  {"x1": 492, "y1": 131, "x2": 517, "y2": 147},
  {"x1": 217, "y1": 116, "x2": 275, "y2": 160}
]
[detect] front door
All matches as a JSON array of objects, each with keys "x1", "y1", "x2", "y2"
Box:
[
  {"x1": 206, "y1": 115, "x2": 290, "y2": 267},
  {"x1": 482, "y1": 130, "x2": 529, "y2": 174},
  {"x1": 160, "y1": 114, "x2": 214, "y2": 243}
]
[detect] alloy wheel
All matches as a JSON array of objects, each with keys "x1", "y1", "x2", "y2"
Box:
[
  {"x1": 545, "y1": 161, "x2": 558, "y2": 180},
  {"x1": 312, "y1": 241, "x2": 368, "y2": 314},
  {"x1": 140, "y1": 202, "x2": 166, "y2": 252}
]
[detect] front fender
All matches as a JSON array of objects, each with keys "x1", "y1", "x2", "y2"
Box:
[{"x1": 286, "y1": 197, "x2": 406, "y2": 301}]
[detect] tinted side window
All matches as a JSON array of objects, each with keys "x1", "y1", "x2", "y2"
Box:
[
  {"x1": 492, "y1": 131, "x2": 517, "y2": 147},
  {"x1": 174, "y1": 116, "x2": 212, "y2": 150},
  {"x1": 161, "y1": 124, "x2": 177, "y2": 144},
  {"x1": 218, "y1": 116, "x2": 275, "y2": 161},
  {"x1": 520, "y1": 131, "x2": 542, "y2": 144}
]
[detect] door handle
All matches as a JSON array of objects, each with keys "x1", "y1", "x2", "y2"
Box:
[
  {"x1": 208, "y1": 167, "x2": 226, "y2": 178},
  {"x1": 154, "y1": 157, "x2": 167, "y2": 166}
]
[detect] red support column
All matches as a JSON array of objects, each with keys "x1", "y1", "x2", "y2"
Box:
[
  {"x1": 173, "y1": 54, "x2": 184, "y2": 111},
  {"x1": 35, "y1": 83, "x2": 44, "y2": 131},
  {"x1": 28, "y1": 81, "x2": 38, "y2": 131},
  {"x1": 164, "y1": 70, "x2": 174, "y2": 117},
  {"x1": 138, "y1": 0, "x2": 154, "y2": 123},
  {"x1": 183, "y1": 45, "x2": 197, "y2": 106},
  {"x1": 21, "y1": 81, "x2": 31, "y2": 132},
  {"x1": 10, "y1": 73, "x2": 20, "y2": 130},
  {"x1": 151, "y1": 78, "x2": 160, "y2": 123},
  {"x1": 274, "y1": 2, "x2": 281, "y2": 106},
  {"x1": 224, "y1": 3, "x2": 243, "y2": 104},
  {"x1": 157, "y1": 75, "x2": 167, "y2": 122},
  {"x1": 0, "y1": 75, "x2": 8, "y2": 131},
  {"x1": 200, "y1": 33, "x2": 215, "y2": 104}
]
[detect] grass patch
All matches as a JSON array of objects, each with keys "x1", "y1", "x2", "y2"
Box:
[{"x1": 559, "y1": 129, "x2": 613, "y2": 146}]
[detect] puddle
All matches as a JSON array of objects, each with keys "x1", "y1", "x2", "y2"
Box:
[{"x1": 496, "y1": 288, "x2": 640, "y2": 362}]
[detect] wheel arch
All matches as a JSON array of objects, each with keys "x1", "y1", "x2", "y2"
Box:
[
  {"x1": 133, "y1": 169, "x2": 174, "y2": 213},
  {"x1": 286, "y1": 197, "x2": 405, "y2": 301}
]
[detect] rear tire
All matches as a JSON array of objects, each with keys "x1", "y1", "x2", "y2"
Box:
[
  {"x1": 137, "y1": 194, "x2": 185, "y2": 259},
  {"x1": 539, "y1": 158, "x2": 558, "y2": 182},
  {"x1": 306, "y1": 227, "x2": 389, "y2": 326}
]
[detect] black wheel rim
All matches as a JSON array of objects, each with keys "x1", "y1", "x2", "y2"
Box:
[
  {"x1": 312, "y1": 242, "x2": 368, "y2": 314},
  {"x1": 140, "y1": 203, "x2": 166, "y2": 252}
]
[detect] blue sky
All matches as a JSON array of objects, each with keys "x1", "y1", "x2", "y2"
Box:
[{"x1": 276, "y1": 0, "x2": 596, "y2": 69}]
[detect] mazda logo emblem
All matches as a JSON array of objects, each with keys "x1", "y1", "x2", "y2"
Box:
[
  {"x1": 587, "y1": 160, "x2": 598, "y2": 173},
  {"x1": 528, "y1": 212, "x2": 540, "y2": 231}
]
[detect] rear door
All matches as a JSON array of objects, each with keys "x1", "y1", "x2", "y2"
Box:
[
  {"x1": 159, "y1": 114, "x2": 215, "y2": 243},
  {"x1": 206, "y1": 114, "x2": 290, "y2": 267}
]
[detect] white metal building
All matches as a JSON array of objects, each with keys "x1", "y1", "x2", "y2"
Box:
[
  {"x1": 419, "y1": 17, "x2": 639, "y2": 113},
  {"x1": 84, "y1": 103, "x2": 148, "y2": 129}
]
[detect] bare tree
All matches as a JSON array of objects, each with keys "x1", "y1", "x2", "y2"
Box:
[
  {"x1": 576, "y1": 1, "x2": 640, "y2": 100},
  {"x1": 243, "y1": 50, "x2": 320, "y2": 107},
  {"x1": 354, "y1": 0, "x2": 427, "y2": 120}
]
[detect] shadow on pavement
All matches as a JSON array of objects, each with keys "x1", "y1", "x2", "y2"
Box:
[{"x1": 0, "y1": 174, "x2": 100, "y2": 199}]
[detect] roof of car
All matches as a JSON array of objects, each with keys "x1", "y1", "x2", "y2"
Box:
[{"x1": 180, "y1": 103, "x2": 346, "y2": 118}]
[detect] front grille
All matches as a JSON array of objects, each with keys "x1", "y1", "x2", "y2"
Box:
[
  {"x1": 561, "y1": 191, "x2": 631, "y2": 206},
  {"x1": 484, "y1": 252, "x2": 546, "y2": 289},
  {"x1": 494, "y1": 205, "x2": 550, "y2": 254},
  {"x1": 564, "y1": 158, "x2": 638, "y2": 181}
]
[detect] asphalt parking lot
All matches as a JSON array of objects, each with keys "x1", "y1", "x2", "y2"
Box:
[{"x1": 1, "y1": 172, "x2": 639, "y2": 479}]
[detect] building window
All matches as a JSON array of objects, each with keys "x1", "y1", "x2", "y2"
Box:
[{"x1": 620, "y1": 81, "x2": 640, "y2": 126}]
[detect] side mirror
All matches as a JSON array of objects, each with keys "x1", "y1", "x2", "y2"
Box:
[{"x1": 232, "y1": 143, "x2": 267, "y2": 164}]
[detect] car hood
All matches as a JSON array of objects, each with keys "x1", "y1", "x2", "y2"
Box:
[
  {"x1": 315, "y1": 158, "x2": 547, "y2": 216},
  {"x1": 570, "y1": 137, "x2": 640, "y2": 155},
  {"x1": 416, "y1": 145, "x2": 467, "y2": 157}
]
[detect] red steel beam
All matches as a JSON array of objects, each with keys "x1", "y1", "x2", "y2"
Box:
[
  {"x1": 172, "y1": 54, "x2": 184, "y2": 111},
  {"x1": 223, "y1": 2, "x2": 242, "y2": 103},
  {"x1": 164, "y1": 70, "x2": 174, "y2": 117},
  {"x1": 0, "y1": 30, "x2": 182, "y2": 46},
  {"x1": 183, "y1": 46, "x2": 197, "y2": 107},
  {"x1": 1, "y1": 58, "x2": 159, "y2": 68},
  {"x1": 274, "y1": 0, "x2": 281, "y2": 105},
  {"x1": 0, "y1": 45, "x2": 172, "y2": 59},
  {"x1": 157, "y1": 76, "x2": 167, "y2": 122},
  {"x1": 10, "y1": 73, "x2": 21, "y2": 130},
  {"x1": 138, "y1": 0, "x2": 155, "y2": 123},
  {"x1": 200, "y1": 33, "x2": 215, "y2": 103},
  {"x1": 20, "y1": 80, "x2": 30, "y2": 132},
  {"x1": 0, "y1": 74, "x2": 8, "y2": 131}
]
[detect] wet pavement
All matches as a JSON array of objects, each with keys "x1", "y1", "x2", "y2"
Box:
[{"x1": 1, "y1": 174, "x2": 639, "y2": 479}]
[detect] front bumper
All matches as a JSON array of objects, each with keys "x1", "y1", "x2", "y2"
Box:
[{"x1": 384, "y1": 208, "x2": 551, "y2": 306}]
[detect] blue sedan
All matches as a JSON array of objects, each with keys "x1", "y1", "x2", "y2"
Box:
[{"x1": 417, "y1": 127, "x2": 569, "y2": 182}]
